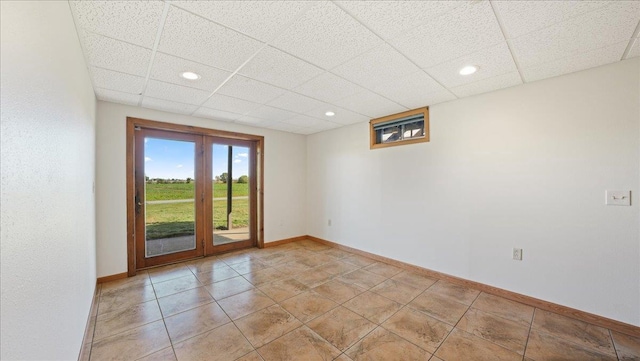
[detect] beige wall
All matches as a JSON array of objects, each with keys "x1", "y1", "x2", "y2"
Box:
[
  {"x1": 1, "y1": 2, "x2": 97, "y2": 359},
  {"x1": 307, "y1": 58, "x2": 640, "y2": 326},
  {"x1": 95, "y1": 102, "x2": 307, "y2": 277}
]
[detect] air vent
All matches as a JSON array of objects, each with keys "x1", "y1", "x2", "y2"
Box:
[{"x1": 369, "y1": 107, "x2": 429, "y2": 149}]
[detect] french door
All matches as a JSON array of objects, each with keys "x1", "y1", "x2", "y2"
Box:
[
  {"x1": 131, "y1": 120, "x2": 260, "y2": 270},
  {"x1": 205, "y1": 137, "x2": 257, "y2": 254}
]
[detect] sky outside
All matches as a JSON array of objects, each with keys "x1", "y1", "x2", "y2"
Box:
[{"x1": 144, "y1": 138, "x2": 249, "y2": 180}]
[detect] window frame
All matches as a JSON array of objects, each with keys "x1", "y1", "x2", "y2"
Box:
[{"x1": 369, "y1": 107, "x2": 430, "y2": 150}]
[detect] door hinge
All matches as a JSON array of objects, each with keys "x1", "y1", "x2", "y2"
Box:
[
  {"x1": 201, "y1": 192, "x2": 205, "y2": 202},
  {"x1": 201, "y1": 239, "x2": 205, "y2": 248}
]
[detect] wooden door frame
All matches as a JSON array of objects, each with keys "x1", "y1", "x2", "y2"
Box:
[
  {"x1": 204, "y1": 136, "x2": 257, "y2": 255},
  {"x1": 134, "y1": 128, "x2": 205, "y2": 269},
  {"x1": 126, "y1": 117, "x2": 265, "y2": 276}
]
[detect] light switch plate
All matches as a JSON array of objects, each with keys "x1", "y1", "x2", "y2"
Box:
[{"x1": 605, "y1": 190, "x2": 631, "y2": 206}]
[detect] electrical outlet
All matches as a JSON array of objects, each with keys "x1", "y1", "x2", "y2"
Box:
[
  {"x1": 328, "y1": 219, "x2": 332, "y2": 226},
  {"x1": 512, "y1": 248, "x2": 523, "y2": 261},
  {"x1": 605, "y1": 190, "x2": 631, "y2": 206}
]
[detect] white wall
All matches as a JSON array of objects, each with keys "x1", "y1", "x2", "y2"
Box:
[
  {"x1": 96, "y1": 102, "x2": 307, "y2": 277},
  {"x1": 307, "y1": 59, "x2": 640, "y2": 326},
  {"x1": 0, "y1": 1, "x2": 97, "y2": 360}
]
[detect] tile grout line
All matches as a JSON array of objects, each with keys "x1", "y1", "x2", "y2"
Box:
[
  {"x1": 97, "y1": 241, "x2": 634, "y2": 360},
  {"x1": 530, "y1": 322, "x2": 620, "y2": 359},
  {"x1": 95, "y1": 276, "x2": 175, "y2": 359},
  {"x1": 151, "y1": 274, "x2": 179, "y2": 361},
  {"x1": 155, "y1": 266, "x2": 249, "y2": 358},
  {"x1": 215, "y1": 250, "x2": 303, "y2": 356},
  {"x1": 308, "y1": 258, "x2": 417, "y2": 357},
  {"x1": 227, "y1": 257, "x2": 342, "y2": 359},
  {"x1": 369, "y1": 295, "x2": 434, "y2": 356},
  {"x1": 86, "y1": 284, "x2": 102, "y2": 361},
  {"x1": 608, "y1": 329, "x2": 621, "y2": 361},
  {"x1": 521, "y1": 307, "x2": 537, "y2": 361},
  {"x1": 449, "y1": 290, "x2": 530, "y2": 360},
  {"x1": 409, "y1": 283, "x2": 464, "y2": 359},
  {"x1": 244, "y1": 245, "x2": 369, "y2": 357},
  {"x1": 216, "y1": 297, "x2": 259, "y2": 361}
]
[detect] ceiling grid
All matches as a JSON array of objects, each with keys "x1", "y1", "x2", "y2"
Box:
[
  {"x1": 68, "y1": 0, "x2": 640, "y2": 135},
  {"x1": 488, "y1": 0, "x2": 525, "y2": 83},
  {"x1": 138, "y1": 1, "x2": 171, "y2": 106}
]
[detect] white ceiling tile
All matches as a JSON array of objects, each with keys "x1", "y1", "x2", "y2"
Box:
[
  {"x1": 246, "y1": 105, "x2": 298, "y2": 122},
  {"x1": 334, "y1": 90, "x2": 407, "y2": 118},
  {"x1": 511, "y1": 2, "x2": 640, "y2": 68},
  {"x1": 297, "y1": 128, "x2": 324, "y2": 135},
  {"x1": 81, "y1": 32, "x2": 152, "y2": 76},
  {"x1": 203, "y1": 94, "x2": 262, "y2": 115},
  {"x1": 282, "y1": 115, "x2": 341, "y2": 130},
  {"x1": 90, "y1": 67, "x2": 145, "y2": 94},
  {"x1": 372, "y1": 71, "x2": 454, "y2": 109},
  {"x1": 522, "y1": 41, "x2": 628, "y2": 82},
  {"x1": 193, "y1": 107, "x2": 242, "y2": 122},
  {"x1": 260, "y1": 120, "x2": 309, "y2": 134},
  {"x1": 390, "y1": 1, "x2": 504, "y2": 68},
  {"x1": 235, "y1": 115, "x2": 274, "y2": 127},
  {"x1": 271, "y1": 1, "x2": 383, "y2": 69},
  {"x1": 239, "y1": 46, "x2": 324, "y2": 89},
  {"x1": 421, "y1": 90, "x2": 458, "y2": 108},
  {"x1": 145, "y1": 80, "x2": 211, "y2": 105},
  {"x1": 266, "y1": 91, "x2": 326, "y2": 114},
  {"x1": 74, "y1": 0, "x2": 637, "y2": 134},
  {"x1": 627, "y1": 38, "x2": 640, "y2": 59},
  {"x1": 493, "y1": 1, "x2": 611, "y2": 39},
  {"x1": 305, "y1": 106, "x2": 369, "y2": 125},
  {"x1": 70, "y1": 0, "x2": 164, "y2": 48},
  {"x1": 426, "y1": 42, "x2": 518, "y2": 88},
  {"x1": 171, "y1": 1, "x2": 309, "y2": 42},
  {"x1": 303, "y1": 119, "x2": 344, "y2": 134},
  {"x1": 336, "y1": 0, "x2": 464, "y2": 40},
  {"x1": 151, "y1": 52, "x2": 231, "y2": 92},
  {"x1": 94, "y1": 88, "x2": 141, "y2": 106},
  {"x1": 158, "y1": 6, "x2": 264, "y2": 71},
  {"x1": 216, "y1": 76, "x2": 286, "y2": 104},
  {"x1": 450, "y1": 72, "x2": 522, "y2": 98},
  {"x1": 331, "y1": 43, "x2": 421, "y2": 90},
  {"x1": 294, "y1": 72, "x2": 364, "y2": 103},
  {"x1": 141, "y1": 97, "x2": 198, "y2": 115}
]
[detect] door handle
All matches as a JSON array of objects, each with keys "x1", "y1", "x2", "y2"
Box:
[{"x1": 135, "y1": 192, "x2": 142, "y2": 214}]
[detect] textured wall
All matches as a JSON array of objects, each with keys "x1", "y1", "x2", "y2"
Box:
[
  {"x1": 307, "y1": 59, "x2": 640, "y2": 326},
  {"x1": 1, "y1": 2, "x2": 97, "y2": 359}
]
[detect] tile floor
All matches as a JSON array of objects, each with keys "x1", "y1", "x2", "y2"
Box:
[{"x1": 81, "y1": 240, "x2": 640, "y2": 361}]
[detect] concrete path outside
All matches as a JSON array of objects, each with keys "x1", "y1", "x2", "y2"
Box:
[{"x1": 146, "y1": 196, "x2": 248, "y2": 205}]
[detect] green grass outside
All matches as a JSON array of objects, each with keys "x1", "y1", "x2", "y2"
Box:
[
  {"x1": 145, "y1": 199, "x2": 249, "y2": 240},
  {"x1": 145, "y1": 182, "x2": 248, "y2": 201}
]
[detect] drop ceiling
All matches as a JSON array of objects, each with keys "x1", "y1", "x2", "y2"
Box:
[{"x1": 70, "y1": 0, "x2": 640, "y2": 135}]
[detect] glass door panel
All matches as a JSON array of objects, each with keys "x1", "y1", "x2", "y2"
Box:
[
  {"x1": 144, "y1": 138, "x2": 197, "y2": 257},
  {"x1": 134, "y1": 128, "x2": 203, "y2": 269},
  {"x1": 211, "y1": 143, "x2": 251, "y2": 246}
]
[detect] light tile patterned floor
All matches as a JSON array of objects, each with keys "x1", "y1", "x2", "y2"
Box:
[{"x1": 82, "y1": 240, "x2": 640, "y2": 361}]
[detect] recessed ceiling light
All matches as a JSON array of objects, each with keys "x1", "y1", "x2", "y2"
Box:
[
  {"x1": 459, "y1": 65, "x2": 478, "y2": 76},
  {"x1": 181, "y1": 71, "x2": 200, "y2": 80},
  {"x1": 325, "y1": 111, "x2": 335, "y2": 117}
]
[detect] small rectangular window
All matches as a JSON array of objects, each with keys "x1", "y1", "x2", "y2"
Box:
[{"x1": 370, "y1": 107, "x2": 429, "y2": 149}]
